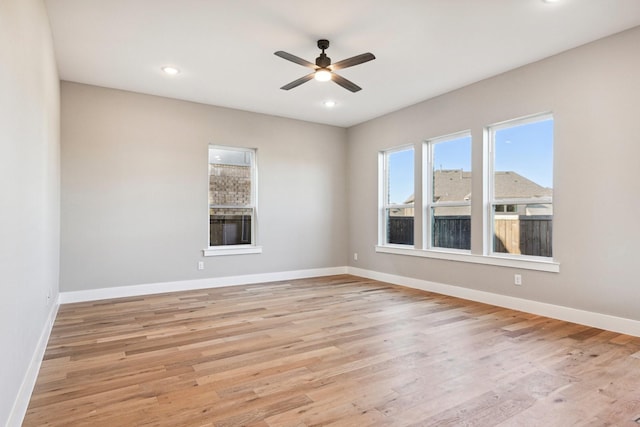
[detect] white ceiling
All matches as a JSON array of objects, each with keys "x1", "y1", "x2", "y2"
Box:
[{"x1": 44, "y1": 0, "x2": 640, "y2": 128}]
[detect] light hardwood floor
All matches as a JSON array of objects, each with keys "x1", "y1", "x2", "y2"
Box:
[{"x1": 23, "y1": 275, "x2": 640, "y2": 426}]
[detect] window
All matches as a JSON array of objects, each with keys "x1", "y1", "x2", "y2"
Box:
[
  {"x1": 425, "y1": 132, "x2": 472, "y2": 251},
  {"x1": 488, "y1": 114, "x2": 553, "y2": 258},
  {"x1": 380, "y1": 146, "x2": 414, "y2": 246},
  {"x1": 376, "y1": 113, "x2": 558, "y2": 272},
  {"x1": 494, "y1": 204, "x2": 517, "y2": 213},
  {"x1": 208, "y1": 145, "x2": 257, "y2": 251}
]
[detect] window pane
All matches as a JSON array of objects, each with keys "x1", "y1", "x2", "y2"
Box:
[
  {"x1": 433, "y1": 135, "x2": 472, "y2": 203},
  {"x1": 386, "y1": 207, "x2": 414, "y2": 245},
  {"x1": 209, "y1": 149, "x2": 253, "y2": 207},
  {"x1": 431, "y1": 206, "x2": 470, "y2": 250},
  {"x1": 491, "y1": 116, "x2": 553, "y2": 258},
  {"x1": 209, "y1": 208, "x2": 253, "y2": 246},
  {"x1": 494, "y1": 118, "x2": 553, "y2": 200},
  {"x1": 209, "y1": 146, "x2": 256, "y2": 247},
  {"x1": 493, "y1": 203, "x2": 553, "y2": 257},
  {"x1": 384, "y1": 147, "x2": 414, "y2": 246},
  {"x1": 387, "y1": 148, "x2": 414, "y2": 205}
]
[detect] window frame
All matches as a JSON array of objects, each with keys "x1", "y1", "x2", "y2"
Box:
[
  {"x1": 378, "y1": 145, "x2": 415, "y2": 247},
  {"x1": 203, "y1": 145, "x2": 262, "y2": 257},
  {"x1": 486, "y1": 113, "x2": 554, "y2": 261},
  {"x1": 423, "y1": 131, "x2": 472, "y2": 253}
]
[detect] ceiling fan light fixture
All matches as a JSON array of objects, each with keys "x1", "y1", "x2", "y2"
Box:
[{"x1": 314, "y1": 69, "x2": 332, "y2": 82}]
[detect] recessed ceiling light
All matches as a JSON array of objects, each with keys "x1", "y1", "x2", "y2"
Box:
[
  {"x1": 161, "y1": 66, "x2": 180, "y2": 75},
  {"x1": 323, "y1": 100, "x2": 336, "y2": 108},
  {"x1": 542, "y1": 0, "x2": 560, "y2": 3}
]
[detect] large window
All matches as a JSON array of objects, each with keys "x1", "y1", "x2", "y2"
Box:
[
  {"x1": 376, "y1": 113, "x2": 557, "y2": 271},
  {"x1": 208, "y1": 145, "x2": 257, "y2": 248},
  {"x1": 488, "y1": 114, "x2": 553, "y2": 258},
  {"x1": 380, "y1": 146, "x2": 414, "y2": 246},
  {"x1": 425, "y1": 132, "x2": 472, "y2": 251}
]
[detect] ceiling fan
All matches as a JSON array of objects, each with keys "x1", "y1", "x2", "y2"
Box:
[{"x1": 274, "y1": 39, "x2": 375, "y2": 93}]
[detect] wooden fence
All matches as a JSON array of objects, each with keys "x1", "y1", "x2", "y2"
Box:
[
  {"x1": 388, "y1": 215, "x2": 552, "y2": 256},
  {"x1": 387, "y1": 216, "x2": 414, "y2": 245},
  {"x1": 432, "y1": 216, "x2": 471, "y2": 250},
  {"x1": 494, "y1": 216, "x2": 552, "y2": 257}
]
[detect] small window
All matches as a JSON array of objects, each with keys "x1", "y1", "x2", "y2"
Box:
[
  {"x1": 208, "y1": 146, "x2": 257, "y2": 247},
  {"x1": 380, "y1": 146, "x2": 415, "y2": 246},
  {"x1": 488, "y1": 114, "x2": 553, "y2": 258},
  {"x1": 425, "y1": 132, "x2": 472, "y2": 251},
  {"x1": 494, "y1": 204, "x2": 517, "y2": 213}
]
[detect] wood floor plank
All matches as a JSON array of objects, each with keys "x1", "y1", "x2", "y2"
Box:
[{"x1": 23, "y1": 274, "x2": 640, "y2": 426}]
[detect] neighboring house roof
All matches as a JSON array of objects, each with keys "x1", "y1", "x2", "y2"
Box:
[
  {"x1": 403, "y1": 169, "x2": 552, "y2": 204},
  {"x1": 433, "y1": 169, "x2": 472, "y2": 202},
  {"x1": 492, "y1": 171, "x2": 552, "y2": 199}
]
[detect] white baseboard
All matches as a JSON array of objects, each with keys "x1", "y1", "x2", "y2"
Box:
[
  {"x1": 348, "y1": 267, "x2": 640, "y2": 337},
  {"x1": 59, "y1": 266, "x2": 349, "y2": 304},
  {"x1": 7, "y1": 302, "x2": 59, "y2": 427}
]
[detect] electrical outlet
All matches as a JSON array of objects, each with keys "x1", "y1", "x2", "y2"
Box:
[
  {"x1": 198, "y1": 261, "x2": 204, "y2": 270},
  {"x1": 514, "y1": 274, "x2": 522, "y2": 286},
  {"x1": 46, "y1": 289, "x2": 51, "y2": 305},
  {"x1": 354, "y1": 253, "x2": 358, "y2": 261}
]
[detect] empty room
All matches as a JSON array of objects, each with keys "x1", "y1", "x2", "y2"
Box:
[{"x1": 3, "y1": 0, "x2": 640, "y2": 425}]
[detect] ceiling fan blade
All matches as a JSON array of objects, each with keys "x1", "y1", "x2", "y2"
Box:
[
  {"x1": 332, "y1": 73, "x2": 362, "y2": 92},
  {"x1": 330, "y1": 53, "x2": 376, "y2": 71},
  {"x1": 280, "y1": 73, "x2": 315, "y2": 90},
  {"x1": 274, "y1": 51, "x2": 317, "y2": 69}
]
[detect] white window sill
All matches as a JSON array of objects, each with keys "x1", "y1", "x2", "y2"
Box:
[
  {"x1": 375, "y1": 245, "x2": 559, "y2": 273},
  {"x1": 203, "y1": 245, "x2": 263, "y2": 257}
]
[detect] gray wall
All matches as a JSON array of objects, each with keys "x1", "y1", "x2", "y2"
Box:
[
  {"x1": 348, "y1": 26, "x2": 640, "y2": 321},
  {"x1": 0, "y1": 0, "x2": 60, "y2": 424},
  {"x1": 60, "y1": 82, "x2": 348, "y2": 291}
]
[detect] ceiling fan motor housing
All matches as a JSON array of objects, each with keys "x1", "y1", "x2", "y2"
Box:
[{"x1": 316, "y1": 54, "x2": 331, "y2": 68}]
